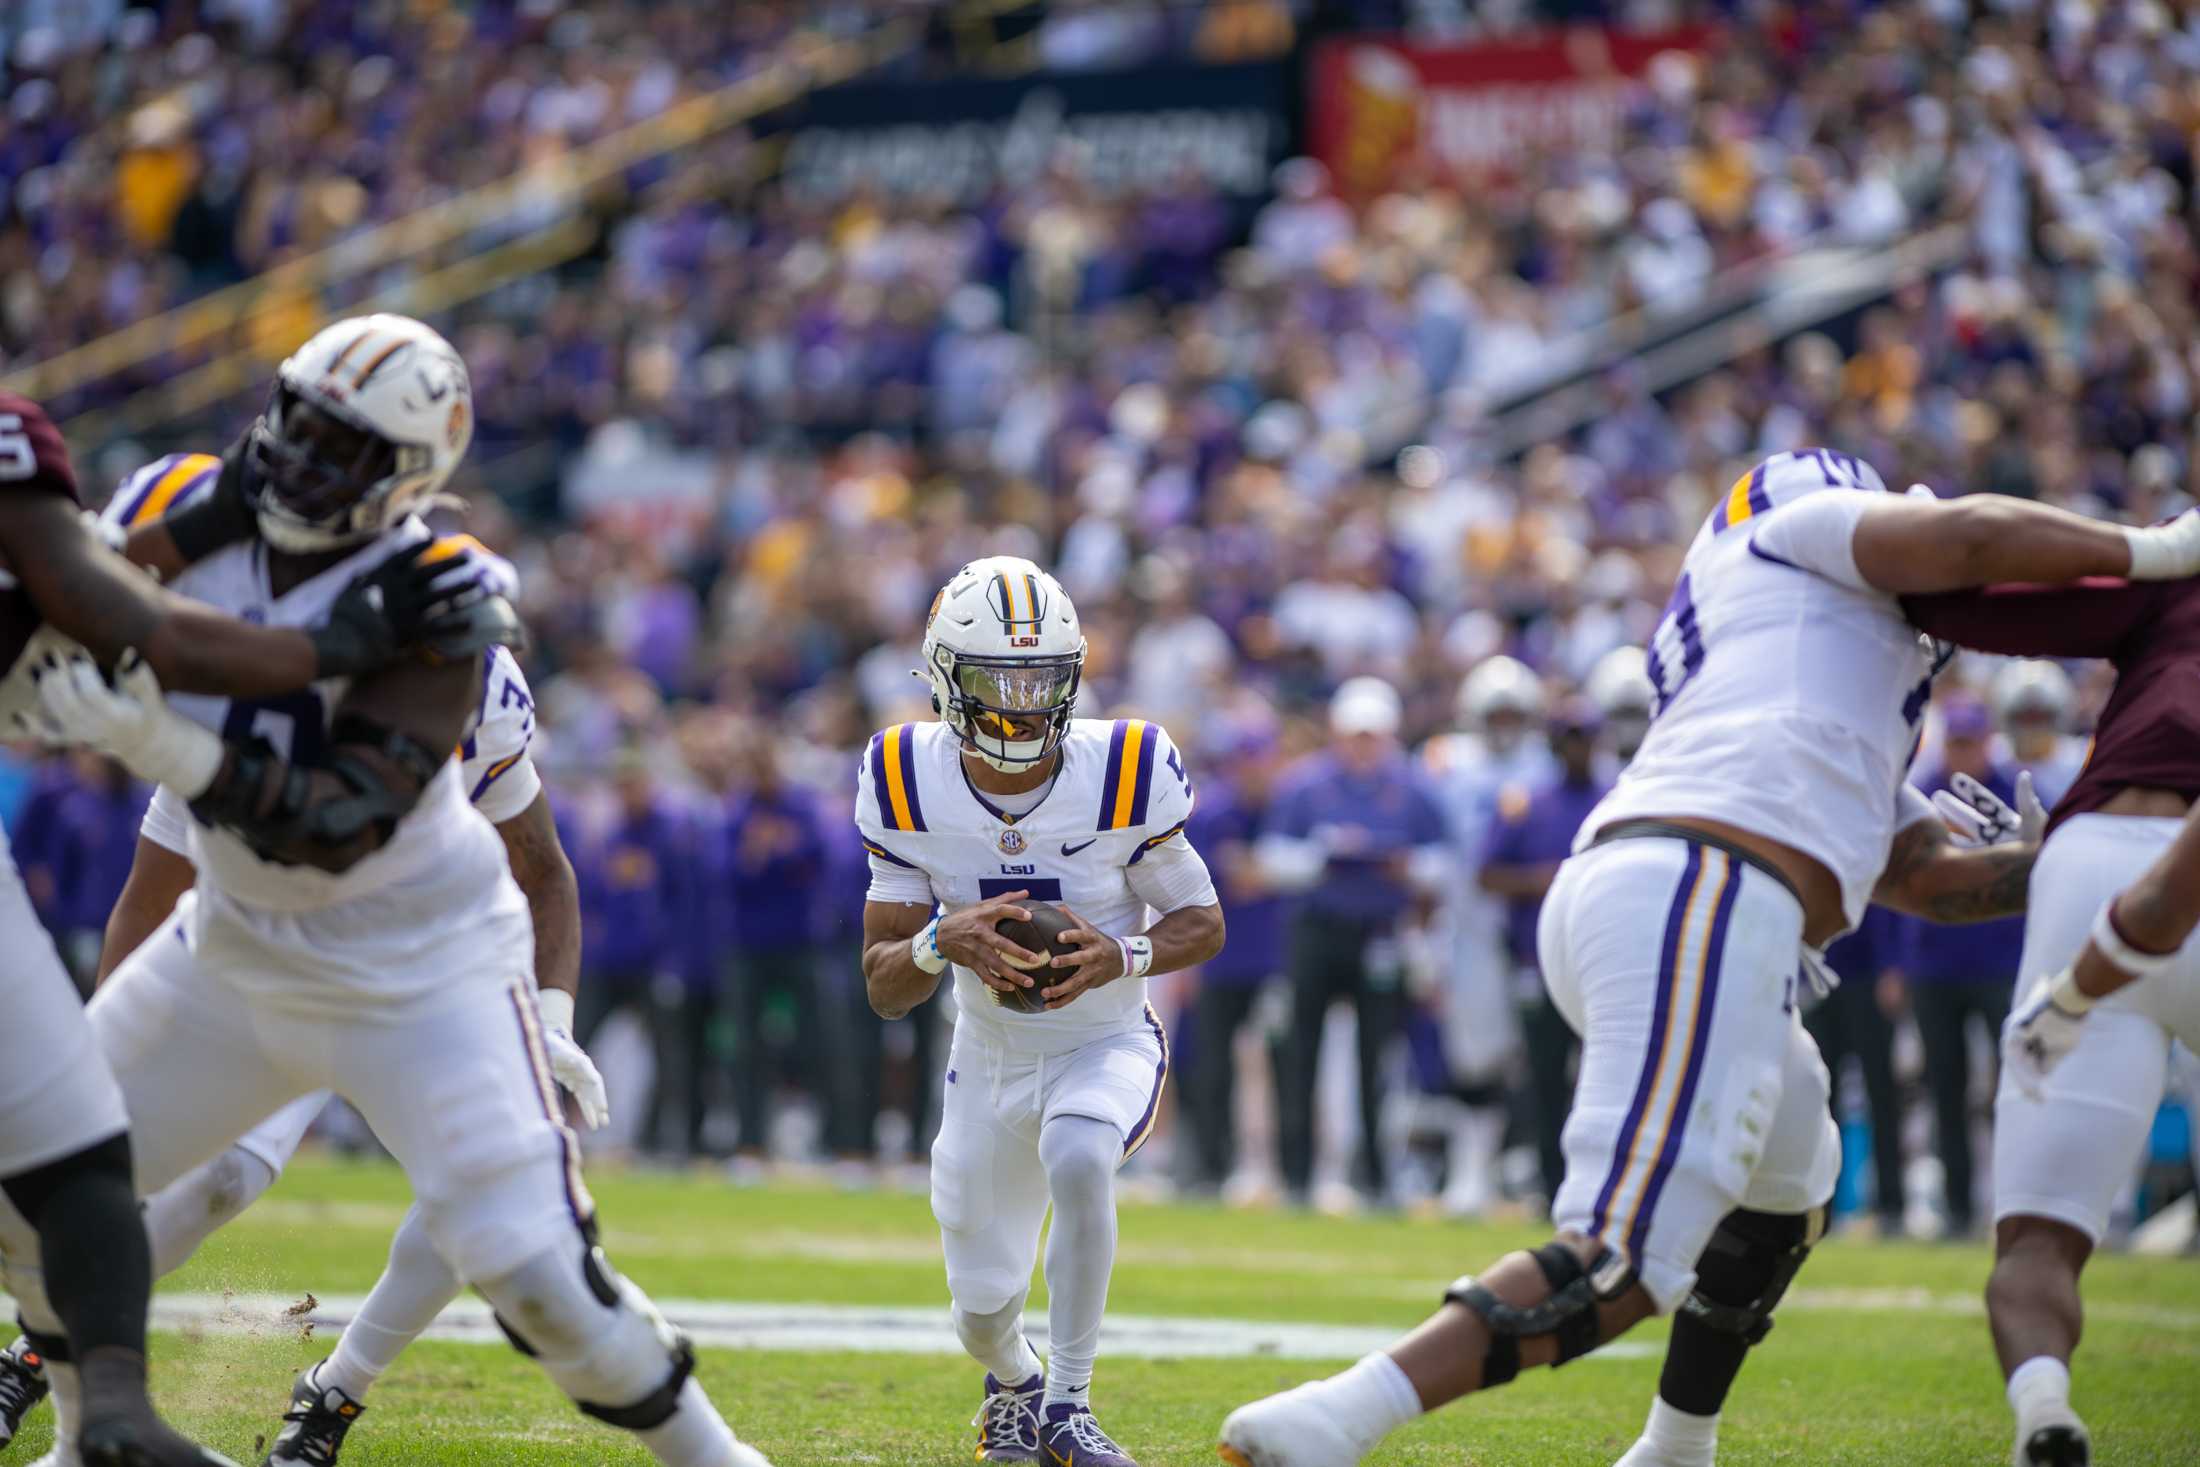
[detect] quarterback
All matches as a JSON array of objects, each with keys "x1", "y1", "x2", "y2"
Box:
[
  {"x1": 8, "y1": 315, "x2": 767, "y2": 1467},
  {"x1": 858, "y1": 557, "x2": 1224, "y2": 1467},
  {"x1": 1219, "y1": 449, "x2": 2200, "y2": 1467},
  {"x1": 0, "y1": 386, "x2": 486, "y2": 1467}
]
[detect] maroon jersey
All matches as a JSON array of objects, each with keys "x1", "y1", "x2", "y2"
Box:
[
  {"x1": 1904, "y1": 578, "x2": 2200, "y2": 832},
  {"x1": 0, "y1": 392, "x2": 81, "y2": 675}
]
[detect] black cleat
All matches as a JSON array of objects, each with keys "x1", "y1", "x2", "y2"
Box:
[
  {"x1": 77, "y1": 1417, "x2": 240, "y2": 1467},
  {"x1": 0, "y1": 1341, "x2": 50, "y2": 1449},
  {"x1": 260, "y1": 1366, "x2": 364, "y2": 1467},
  {"x1": 2021, "y1": 1425, "x2": 2092, "y2": 1467}
]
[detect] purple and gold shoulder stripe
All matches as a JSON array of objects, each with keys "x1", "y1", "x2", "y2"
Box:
[
  {"x1": 1097, "y1": 719, "x2": 1160, "y2": 832},
  {"x1": 869, "y1": 723, "x2": 927, "y2": 833}
]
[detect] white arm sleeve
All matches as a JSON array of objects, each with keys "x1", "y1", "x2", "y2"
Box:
[
  {"x1": 1748, "y1": 491, "x2": 1876, "y2": 592},
  {"x1": 140, "y1": 784, "x2": 193, "y2": 856},
  {"x1": 474, "y1": 752, "x2": 543, "y2": 825},
  {"x1": 1125, "y1": 832, "x2": 1220, "y2": 914}
]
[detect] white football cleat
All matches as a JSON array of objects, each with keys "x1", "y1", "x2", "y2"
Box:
[{"x1": 1217, "y1": 1386, "x2": 1365, "y2": 1467}]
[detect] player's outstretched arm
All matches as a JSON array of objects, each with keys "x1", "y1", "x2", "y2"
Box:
[
  {"x1": 32, "y1": 648, "x2": 476, "y2": 875},
  {"x1": 1850, "y1": 493, "x2": 2200, "y2": 595},
  {"x1": 1871, "y1": 814, "x2": 2037, "y2": 925},
  {"x1": 0, "y1": 492, "x2": 498, "y2": 696},
  {"x1": 95, "y1": 835, "x2": 196, "y2": 985}
]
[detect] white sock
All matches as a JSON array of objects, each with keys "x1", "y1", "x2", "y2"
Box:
[
  {"x1": 319, "y1": 1207, "x2": 462, "y2": 1401},
  {"x1": 635, "y1": 1377, "x2": 740, "y2": 1466},
  {"x1": 144, "y1": 1147, "x2": 278, "y2": 1278},
  {"x1": 1636, "y1": 1395, "x2": 1720, "y2": 1466},
  {"x1": 953, "y1": 1301, "x2": 1043, "y2": 1386},
  {"x1": 1312, "y1": 1352, "x2": 1421, "y2": 1450},
  {"x1": 1039, "y1": 1116, "x2": 1120, "y2": 1410},
  {"x1": 2008, "y1": 1356, "x2": 2072, "y2": 1417}
]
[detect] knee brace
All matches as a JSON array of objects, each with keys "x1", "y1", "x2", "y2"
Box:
[
  {"x1": 1443, "y1": 1240, "x2": 1637, "y2": 1387},
  {"x1": 481, "y1": 1239, "x2": 694, "y2": 1432},
  {"x1": 1679, "y1": 1206, "x2": 1825, "y2": 1345}
]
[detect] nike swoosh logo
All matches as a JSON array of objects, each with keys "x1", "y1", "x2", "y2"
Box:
[{"x1": 1060, "y1": 839, "x2": 1097, "y2": 856}]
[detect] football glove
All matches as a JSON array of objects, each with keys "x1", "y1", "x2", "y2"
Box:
[
  {"x1": 2002, "y1": 968, "x2": 2091, "y2": 1101},
  {"x1": 535, "y1": 988, "x2": 610, "y2": 1130},
  {"x1": 26, "y1": 650, "x2": 223, "y2": 797},
  {"x1": 1932, "y1": 769, "x2": 2046, "y2": 849},
  {"x1": 311, "y1": 538, "x2": 521, "y2": 677}
]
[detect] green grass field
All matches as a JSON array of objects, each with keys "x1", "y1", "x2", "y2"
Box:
[{"x1": 14, "y1": 1153, "x2": 2198, "y2": 1465}]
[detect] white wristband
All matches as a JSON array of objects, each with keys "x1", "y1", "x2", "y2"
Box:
[
  {"x1": 1117, "y1": 934, "x2": 1153, "y2": 980},
  {"x1": 911, "y1": 916, "x2": 948, "y2": 975},
  {"x1": 537, "y1": 987, "x2": 576, "y2": 1032},
  {"x1": 2122, "y1": 519, "x2": 2200, "y2": 580},
  {"x1": 2087, "y1": 899, "x2": 2175, "y2": 989}
]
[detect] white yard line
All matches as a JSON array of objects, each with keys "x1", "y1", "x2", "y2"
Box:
[
  {"x1": 138, "y1": 1293, "x2": 1659, "y2": 1361},
  {"x1": 8, "y1": 1287, "x2": 2191, "y2": 1365}
]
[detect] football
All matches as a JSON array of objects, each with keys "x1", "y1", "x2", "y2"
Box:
[{"x1": 989, "y1": 899, "x2": 1082, "y2": 1014}]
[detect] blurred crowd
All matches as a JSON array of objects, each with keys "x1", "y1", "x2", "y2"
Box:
[{"x1": 3, "y1": 0, "x2": 2199, "y2": 1224}]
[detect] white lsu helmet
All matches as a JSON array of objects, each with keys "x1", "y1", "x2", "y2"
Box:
[
  {"x1": 247, "y1": 312, "x2": 474, "y2": 552},
  {"x1": 1990, "y1": 660, "x2": 2075, "y2": 727},
  {"x1": 1458, "y1": 654, "x2": 1545, "y2": 734},
  {"x1": 920, "y1": 556, "x2": 1086, "y2": 771},
  {"x1": 1587, "y1": 645, "x2": 1655, "y2": 717}
]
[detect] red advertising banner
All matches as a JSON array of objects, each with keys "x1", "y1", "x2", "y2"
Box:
[{"x1": 1309, "y1": 27, "x2": 1713, "y2": 194}]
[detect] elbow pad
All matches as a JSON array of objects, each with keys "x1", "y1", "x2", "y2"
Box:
[{"x1": 190, "y1": 717, "x2": 447, "y2": 862}]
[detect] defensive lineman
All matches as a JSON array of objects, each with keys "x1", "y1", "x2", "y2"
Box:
[
  {"x1": 0, "y1": 388, "x2": 481, "y2": 1466},
  {"x1": 10, "y1": 315, "x2": 767, "y2": 1467},
  {"x1": 1219, "y1": 448, "x2": 2200, "y2": 1467},
  {"x1": 0, "y1": 626, "x2": 602, "y2": 1466},
  {"x1": 858, "y1": 557, "x2": 1225, "y2": 1466},
  {"x1": 1905, "y1": 575, "x2": 2200, "y2": 1466}
]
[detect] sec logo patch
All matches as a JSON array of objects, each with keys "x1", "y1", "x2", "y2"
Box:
[{"x1": 998, "y1": 827, "x2": 1026, "y2": 855}]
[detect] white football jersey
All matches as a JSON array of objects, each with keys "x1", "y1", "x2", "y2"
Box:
[
  {"x1": 1424, "y1": 732, "x2": 1557, "y2": 943},
  {"x1": 1578, "y1": 449, "x2": 1940, "y2": 930},
  {"x1": 856, "y1": 717, "x2": 1201, "y2": 1055},
  {"x1": 100, "y1": 458, "x2": 528, "y2": 1008}
]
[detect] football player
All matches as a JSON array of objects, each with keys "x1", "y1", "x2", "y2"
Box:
[
  {"x1": 0, "y1": 387, "x2": 483, "y2": 1467},
  {"x1": 1989, "y1": 660, "x2": 2087, "y2": 806},
  {"x1": 1902, "y1": 575, "x2": 2200, "y2": 1467},
  {"x1": 857, "y1": 557, "x2": 1224, "y2": 1467},
  {"x1": 11, "y1": 315, "x2": 767, "y2": 1467},
  {"x1": 1419, "y1": 657, "x2": 1554, "y2": 1217},
  {"x1": 1219, "y1": 449, "x2": 2200, "y2": 1467},
  {"x1": 0, "y1": 624, "x2": 602, "y2": 1467}
]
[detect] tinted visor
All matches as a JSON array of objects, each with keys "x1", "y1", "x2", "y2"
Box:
[
  {"x1": 955, "y1": 655, "x2": 1078, "y2": 741},
  {"x1": 248, "y1": 387, "x2": 398, "y2": 527}
]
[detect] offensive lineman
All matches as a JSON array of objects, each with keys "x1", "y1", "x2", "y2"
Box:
[
  {"x1": 0, "y1": 625, "x2": 601, "y2": 1466},
  {"x1": 0, "y1": 389, "x2": 484, "y2": 1467},
  {"x1": 858, "y1": 557, "x2": 1224, "y2": 1467},
  {"x1": 11, "y1": 315, "x2": 768, "y2": 1467},
  {"x1": 1903, "y1": 576, "x2": 2200, "y2": 1466},
  {"x1": 1218, "y1": 449, "x2": 2200, "y2": 1467}
]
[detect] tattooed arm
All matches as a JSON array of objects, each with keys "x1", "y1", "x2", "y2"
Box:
[{"x1": 1872, "y1": 816, "x2": 2036, "y2": 924}]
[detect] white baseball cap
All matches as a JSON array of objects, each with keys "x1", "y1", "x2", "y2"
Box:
[{"x1": 1330, "y1": 676, "x2": 1403, "y2": 737}]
